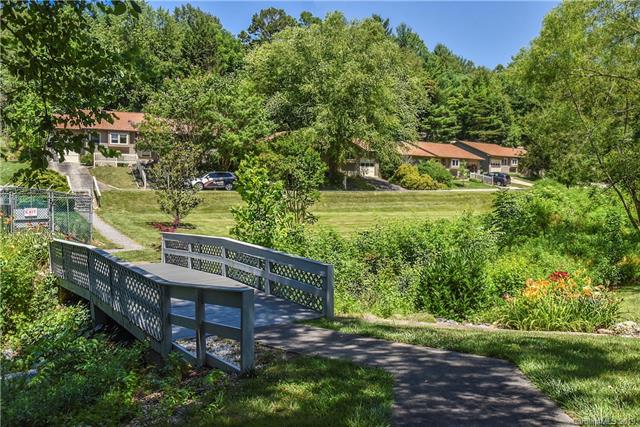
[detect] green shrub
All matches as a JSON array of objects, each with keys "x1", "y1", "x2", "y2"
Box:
[
  {"x1": 0, "y1": 231, "x2": 55, "y2": 334},
  {"x1": 390, "y1": 164, "x2": 441, "y2": 190},
  {"x1": 296, "y1": 216, "x2": 498, "y2": 319},
  {"x1": 9, "y1": 168, "x2": 69, "y2": 192},
  {"x1": 417, "y1": 160, "x2": 453, "y2": 187},
  {"x1": 80, "y1": 153, "x2": 94, "y2": 166},
  {"x1": 482, "y1": 271, "x2": 620, "y2": 332},
  {"x1": 1, "y1": 309, "x2": 148, "y2": 426}
]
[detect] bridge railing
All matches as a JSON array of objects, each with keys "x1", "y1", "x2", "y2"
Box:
[
  {"x1": 49, "y1": 239, "x2": 255, "y2": 373},
  {"x1": 161, "y1": 233, "x2": 334, "y2": 318}
]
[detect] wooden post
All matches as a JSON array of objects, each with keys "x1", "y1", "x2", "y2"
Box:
[
  {"x1": 324, "y1": 265, "x2": 334, "y2": 319},
  {"x1": 187, "y1": 242, "x2": 193, "y2": 269},
  {"x1": 240, "y1": 289, "x2": 255, "y2": 373},
  {"x1": 160, "y1": 286, "x2": 172, "y2": 358},
  {"x1": 195, "y1": 289, "x2": 205, "y2": 367},
  {"x1": 263, "y1": 258, "x2": 271, "y2": 295},
  {"x1": 221, "y1": 247, "x2": 227, "y2": 277},
  {"x1": 160, "y1": 235, "x2": 165, "y2": 264}
]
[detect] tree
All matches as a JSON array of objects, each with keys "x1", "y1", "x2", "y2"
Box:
[
  {"x1": 513, "y1": 1, "x2": 640, "y2": 231},
  {"x1": 174, "y1": 5, "x2": 243, "y2": 73},
  {"x1": 256, "y1": 130, "x2": 327, "y2": 224},
  {"x1": 149, "y1": 144, "x2": 202, "y2": 227},
  {"x1": 230, "y1": 159, "x2": 292, "y2": 248},
  {"x1": 245, "y1": 12, "x2": 427, "y2": 178},
  {"x1": 137, "y1": 73, "x2": 273, "y2": 170},
  {"x1": 299, "y1": 11, "x2": 321, "y2": 27},
  {"x1": 395, "y1": 23, "x2": 429, "y2": 63},
  {"x1": 0, "y1": 0, "x2": 140, "y2": 169},
  {"x1": 90, "y1": 4, "x2": 185, "y2": 111},
  {"x1": 239, "y1": 7, "x2": 298, "y2": 45}
]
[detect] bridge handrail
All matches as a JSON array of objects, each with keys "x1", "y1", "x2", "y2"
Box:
[
  {"x1": 49, "y1": 239, "x2": 255, "y2": 373},
  {"x1": 161, "y1": 233, "x2": 334, "y2": 318}
]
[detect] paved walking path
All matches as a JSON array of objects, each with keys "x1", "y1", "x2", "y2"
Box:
[
  {"x1": 256, "y1": 324, "x2": 575, "y2": 427},
  {"x1": 50, "y1": 161, "x2": 143, "y2": 252}
]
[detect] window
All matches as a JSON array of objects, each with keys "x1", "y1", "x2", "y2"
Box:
[
  {"x1": 450, "y1": 159, "x2": 460, "y2": 167},
  {"x1": 511, "y1": 158, "x2": 518, "y2": 165},
  {"x1": 490, "y1": 160, "x2": 501, "y2": 167},
  {"x1": 110, "y1": 133, "x2": 129, "y2": 145},
  {"x1": 87, "y1": 132, "x2": 100, "y2": 145},
  {"x1": 501, "y1": 158, "x2": 509, "y2": 166}
]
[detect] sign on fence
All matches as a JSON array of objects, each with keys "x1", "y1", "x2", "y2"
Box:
[
  {"x1": 23, "y1": 207, "x2": 38, "y2": 217},
  {"x1": 0, "y1": 186, "x2": 93, "y2": 243}
]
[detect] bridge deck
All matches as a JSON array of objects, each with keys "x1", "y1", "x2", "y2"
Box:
[{"x1": 136, "y1": 263, "x2": 322, "y2": 339}]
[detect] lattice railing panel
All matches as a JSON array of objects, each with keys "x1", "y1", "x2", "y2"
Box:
[
  {"x1": 192, "y1": 242, "x2": 223, "y2": 257},
  {"x1": 192, "y1": 258, "x2": 223, "y2": 276},
  {"x1": 50, "y1": 240, "x2": 64, "y2": 278},
  {"x1": 270, "y1": 262, "x2": 324, "y2": 289},
  {"x1": 165, "y1": 253, "x2": 188, "y2": 268},
  {"x1": 91, "y1": 255, "x2": 113, "y2": 305},
  {"x1": 165, "y1": 239, "x2": 188, "y2": 251},
  {"x1": 228, "y1": 266, "x2": 264, "y2": 290},
  {"x1": 64, "y1": 246, "x2": 90, "y2": 289},
  {"x1": 112, "y1": 264, "x2": 163, "y2": 341},
  {"x1": 227, "y1": 250, "x2": 262, "y2": 269},
  {"x1": 270, "y1": 282, "x2": 323, "y2": 312}
]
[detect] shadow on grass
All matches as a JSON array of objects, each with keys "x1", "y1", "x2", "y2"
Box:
[{"x1": 186, "y1": 348, "x2": 393, "y2": 427}]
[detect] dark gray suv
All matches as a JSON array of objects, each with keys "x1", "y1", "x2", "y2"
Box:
[
  {"x1": 489, "y1": 172, "x2": 511, "y2": 186},
  {"x1": 190, "y1": 171, "x2": 236, "y2": 191}
]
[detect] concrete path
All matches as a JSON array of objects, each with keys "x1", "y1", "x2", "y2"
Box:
[
  {"x1": 93, "y1": 214, "x2": 143, "y2": 251},
  {"x1": 49, "y1": 160, "x2": 94, "y2": 192},
  {"x1": 256, "y1": 324, "x2": 575, "y2": 427},
  {"x1": 50, "y1": 160, "x2": 143, "y2": 252}
]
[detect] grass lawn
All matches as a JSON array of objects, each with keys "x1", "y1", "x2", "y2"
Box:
[
  {"x1": 313, "y1": 317, "x2": 640, "y2": 425},
  {"x1": 0, "y1": 160, "x2": 28, "y2": 184},
  {"x1": 618, "y1": 283, "x2": 640, "y2": 321},
  {"x1": 98, "y1": 190, "x2": 496, "y2": 250},
  {"x1": 90, "y1": 166, "x2": 138, "y2": 189},
  {"x1": 453, "y1": 180, "x2": 493, "y2": 189},
  {"x1": 176, "y1": 348, "x2": 393, "y2": 427}
]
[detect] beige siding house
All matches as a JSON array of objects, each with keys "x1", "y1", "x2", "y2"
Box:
[{"x1": 453, "y1": 140, "x2": 526, "y2": 173}]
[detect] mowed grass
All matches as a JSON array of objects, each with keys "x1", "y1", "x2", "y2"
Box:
[
  {"x1": 90, "y1": 166, "x2": 138, "y2": 189},
  {"x1": 98, "y1": 190, "x2": 496, "y2": 248},
  {"x1": 313, "y1": 317, "x2": 640, "y2": 425},
  {"x1": 0, "y1": 160, "x2": 27, "y2": 184},
  {"x1": 181, "y1": 349, "x2": 393, "y2": 427},
  {"x1": 618, "y1": 284, "x2": 640, "y2": 321}
]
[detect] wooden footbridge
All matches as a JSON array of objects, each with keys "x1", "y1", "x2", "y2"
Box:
[{"x1": 50, "y1": 233, "x2": 334, "y2": 373}]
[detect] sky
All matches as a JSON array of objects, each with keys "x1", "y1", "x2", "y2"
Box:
[{"x1": 148, "y1": 1, "x2": 559, "y2": 68}]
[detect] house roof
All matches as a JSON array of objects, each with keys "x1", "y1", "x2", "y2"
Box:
[
  {"x1": 54, "y1": 111, "x2": 145, "y2": 132},
  {"x1": 457, "y1": 140, "x2": 526, "y2": 158},
  {"x1": 398, "y1": 142, "x2": 435, "y2": 158},
  {"x1": 399, "y1": 142, "x2": 483, "y2": 161}
]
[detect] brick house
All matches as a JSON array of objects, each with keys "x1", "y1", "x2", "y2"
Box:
[
  {"x1": 399, "y1": 141, "x2": 483, "y2": 174},
  {"x1": 453, "y1": 140, "x2": 526, "y2": 173},
  {"x1": 54, "y1": 111, "x2": 146, "y2": 163}
]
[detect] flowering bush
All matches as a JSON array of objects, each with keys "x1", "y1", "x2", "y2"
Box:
[{"x1": 483, "y1": 271, "x2": 620, "y2": 332}]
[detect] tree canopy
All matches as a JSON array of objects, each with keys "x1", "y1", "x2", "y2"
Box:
[{"x1": 244, "y1": 12, "x2": 428, "y2": 176}]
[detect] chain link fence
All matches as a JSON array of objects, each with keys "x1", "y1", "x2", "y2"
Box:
[{"x1": 0, "y1": 186, "x2": 93, "y2": 243}]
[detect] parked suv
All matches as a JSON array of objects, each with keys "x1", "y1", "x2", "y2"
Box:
[
  {"x1": 191, "y1": 171, "x2": 236, "y2": 191},
  {"x1": 489, "y1": 172, "x2": 511, "y2": 187}
]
